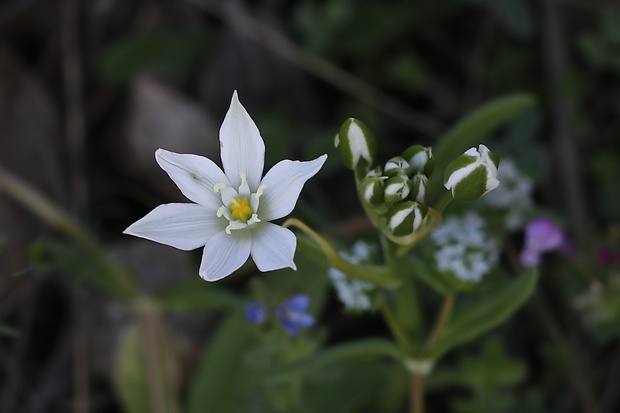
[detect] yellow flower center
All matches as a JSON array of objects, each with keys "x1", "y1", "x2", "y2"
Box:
[{"x1": 229, "y1": 197, "x2": 253, "y2": 222}]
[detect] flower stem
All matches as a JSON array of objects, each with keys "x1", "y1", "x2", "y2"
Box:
[
  {"x1": 379, "y1": 297, "x2": 413, "y2": 355},
  {"x1": 433, "y1": 191, "x2": 454, "y2": 214},
  {"x1": 411, "y1": 373, "x2": 425, "y2": 413},
  {"x1": 424, "y1": 294, "x2": 455, "y2": 352},
  {"x1": 283, "y1": 218, "x2": 400, "y2": 288},
  {"x1": 0, "y1": 167, "x2": 138, "y2": 300}
]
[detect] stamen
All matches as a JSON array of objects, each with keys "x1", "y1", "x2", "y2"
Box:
[{"x1": 214, "y1": 183, "x2": 227, "y2": 193}]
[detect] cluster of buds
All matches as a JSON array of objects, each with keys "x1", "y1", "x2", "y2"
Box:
[
  {"x1": 335, "y1": 118, "x2": 501, "y2": 245},
  {"x1": 336, "y1": 119, "x2": 433, "y2": 244}
]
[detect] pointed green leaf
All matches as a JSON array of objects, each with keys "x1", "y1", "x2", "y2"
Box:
[
  {"x1": 185, "y1": 316, "x2": 258, "y2": 413},
  {"x1": 268, "y1": 339, "x2": 407, "y2": 383},
  {"x1": 155, "y1": 278, "x2": 244, "y2": 312},
  {"x1": 430, "y1": 269, "x2": 538, "y2": 359},
  {"x1": 433, "y1": 94, "x2": 536, "y2": 172},
  {"x1": 0, "y1": 323, "x2": 18, "y2": 337},
  {"x1": 113, "y1": 319, "x2": 180, "y2": 413}
]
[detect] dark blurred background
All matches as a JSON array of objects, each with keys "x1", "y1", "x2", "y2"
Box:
[{"x1": 2, "y1": 0, "x2": 620, "y2": 412}]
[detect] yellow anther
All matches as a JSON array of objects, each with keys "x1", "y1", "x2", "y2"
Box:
[
  {"x1": 214, "y1": 183, "x2": 226, "y2": 193},
  {"x1": 229, "y1": 197, "x2": 253, "y2": 222}
]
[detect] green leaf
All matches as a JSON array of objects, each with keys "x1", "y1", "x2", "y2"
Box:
[
  {"x1": 0, "y1": 323, "x2": 18, "y2": 337},
  {"x1": 113, "y1": 318, "x2": 180, "y2": 413},
  {"x1": 29, "y1": 241, "x2": 137, "y2": 302},
  {"x1": 429, "y1": 269, "x2": 538, "y2": 359},
  {"x1": 155, "y1": 278, "x2": 244, "y2": 313},
  {"x1": 497, "y1": 0, "x2": 535, "y2": 39},
  {"x1": 185, "y1": 315, "x2": 258, "y2": 413},
  {"x1": 433, "y1": 94, "x2": 536, "y2": 173},
  {"x1": 304, "y1": 360, "x2": 405, "y2": 413},
  {"x1": 98, "y1": 30, "x2": 210, "y2": 86},
  {"x1": 268, "y1": 339, "x2": 407, "y2": 383}
]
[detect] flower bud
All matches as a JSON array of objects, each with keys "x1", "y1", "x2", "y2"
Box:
[
  {"x1": 335, "y1": 118, "x2": 377, "y2": 172},
  {"x1": 384, "y1": 175, "x2": 411, "y2": 204},
  {"x1": 403, "y1": 145, "x2": 434, "y2": 176},
  {"x1": 383, "y1": 156, "x2": 410, "y2": 177},
  {"x1": 443, "y1": 144, "x2": 500, "y2": 201},
  {"x1": 386, "y1": 201, "x2": 428, "y2": 240},
  {"x1": 358, "y1": 176, "x2": 386, "y2": 207},
  {"x1": 408, "y1": 173, "x2": 428, "y2": 203}
]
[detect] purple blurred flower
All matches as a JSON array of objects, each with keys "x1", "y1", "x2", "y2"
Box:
[
  {"x1": 520, "y1": 218, "x2": 572, "y2": 267},
  {"x1": 276, "y1": 294, "x2": 315, "y2": 337},
  {"x1": 245, "y1": 303, "x2": 268, "y2": 325}
]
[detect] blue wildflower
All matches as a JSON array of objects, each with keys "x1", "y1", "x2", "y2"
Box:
[
  {"x1": 276, "y1": 294, "x2": 315, "y2": 337},
  {"x1": 245, "y1": 303, "x2": 268, "y2": 325}
]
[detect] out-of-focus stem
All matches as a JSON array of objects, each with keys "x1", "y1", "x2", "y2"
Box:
[
  {"x1": 425, "y1": 294, "x2": 455, "y2": 353},
  {"x1": 0, "y1": 167, "x2": 138, "y2": 300},
  {"x1": 411, "y1": 373, "x2": 425, "y2": 413}
]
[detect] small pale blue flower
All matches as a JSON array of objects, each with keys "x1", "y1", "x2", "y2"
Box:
[
  {"x1": 245, "y1": 303, "x2": 268, "y2": 325},
  {"x1": 276, "y1": 294, "x2": 315, "y2": 337}
]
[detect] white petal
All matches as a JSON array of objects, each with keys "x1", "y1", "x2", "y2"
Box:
[
  {"x1": 199, "y1": 231, "x2": 251, "y2": 281},
  {"x1": 156, "y1": 149, "x2": 230, "y2": 209},
  {"x1": 250, "y1": 223, "x2": 297, "y2": 272},
  {"x1": 219, "y1": 91, "x2": 265, "y2": 191},
  {"x1": 258, "y1": 155, "x2": 327, "y2": 221},
  {"x1": 123, "y1": 203, "x2": 224, "y2": 251}
]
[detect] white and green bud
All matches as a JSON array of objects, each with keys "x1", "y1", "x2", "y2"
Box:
[
  {"x1": 335, "y1": 118, "x2": 377, "y2": 172},
  {"x1": 366, "y1": 166, "x2": 383, "y2": 178},
  {"x1": 384, "y1": 156, "x2": 410, "y2": 177},
  {"x1": 408, "y1": 173, "x2": 428, "y2": 203},
  {"x1": 386, "y1": 201, "x2": 428, "y2": 240},
  {"x1": 403, "y1": 145, "x2": 434, "y2": 176},
  {"x1": 358, "y1": 176, "x2": 386, "y2": 207},
  {"x1": 384, "y1": 175, "x2": 411, "y2": 204},
  {"x1": 443, "y1": 144, "x2": 500, "y2": 201}
]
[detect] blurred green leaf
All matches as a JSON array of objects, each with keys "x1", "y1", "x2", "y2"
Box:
[
  {"x1": 430, "y1": 268, "x2": 538, "y2": 359},
  {"x1": 269, "y1": 339, "x2": 406, "y2": 383},
  {"x1": 304, "y1": 360, "x2": 405, "y2": 413},
  {"x1": 185, "y1": 315, "x2": 259, "y2": 413},
  {"x1": 155, "y1": 278, "x2": 244, "y2": 313},
  {"x1": 431, "y1": 338, "x2": 527, "y2": 413},
  {"x1": 433, "y1": 94, "x2": 536, "y2": 172},
  {"x1": 0, "y1": 323, "x2": 18, "y2": 337},
  {"x1": 29, "y1": 241, "x2": 136, "y2": 301},
  {"x1": 497, "y1": 0, "x2": 534, "y2": 39},
  {"x1": 98, "y1": 30, "x2": 210, "y2": 85},
  {"x1": 113, "y1": 318, "x2": 180, "y2": 413}
]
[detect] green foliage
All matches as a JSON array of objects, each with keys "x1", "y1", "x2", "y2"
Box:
[
  {"x1": 430, "y1": 269, "x2": 538, "y2": 359},
  {"x1": 430, "y1": 338, "x2": 527, "y2": 413},
  {"x1": 269, "y1": 339, "x2": 407, "y2": 383},
  {"x1": 433, "y1": 94, "x2": 536, "y2": 172},
  {"x1": 185, "y1": 315, "x2": 260, "y2": 413},
  {"x1": 29, "y1": 241, "x2": 136, "y2": 301},
  {"x1": 497, "y1": 0, "x2": 535, "y2": 40},
  {"x1": 155, "y1": 278, "x2": 245, "y2": 313},
  {"x1": 0, "y1": 323, "x2": 18, "y2": 337},
  {"x1": 113, "y1": 319, "x2": 180, "y2": 413},
  {"x1": 98, "y1": 30, "x2": 210, "y2": 85}
]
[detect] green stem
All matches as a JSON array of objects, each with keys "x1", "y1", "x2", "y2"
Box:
[
  {"x1": 411, "y1": 374, "x2": 425, "y2": 413},
  {"x1": 283, "y1": 218, "x2": 400, "y2": 288},
  {"x1": 0, "y1": 167, "x2": 138, "y2": 300},
  {"x1": 433, "y1": 191, "x2": 454, "y2": 214},
  {"x1": 379, "y1": 297, "x2": 414, "y2": 355},
  {"x1": 424, "y1": 294, "x2": 455, "y2": 353}
]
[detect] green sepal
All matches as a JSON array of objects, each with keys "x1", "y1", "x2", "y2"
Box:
[
  {"x1": 402, "y1": 145, "x2": 434, "y2": 176},
  {"x1": 335, "y1": 118, "x2": 377, "y2": 175}
]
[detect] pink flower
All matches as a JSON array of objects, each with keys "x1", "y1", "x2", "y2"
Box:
[{"x1": 520, "y1": 218, "x2": 572, "y2": 267}]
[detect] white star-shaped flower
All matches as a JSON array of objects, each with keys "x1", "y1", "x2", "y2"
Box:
[{"x1": 124, "y1": 92, "x2": 327, "y2": 281}]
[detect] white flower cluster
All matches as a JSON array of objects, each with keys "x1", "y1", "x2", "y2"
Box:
[
  {"x1": 430, "y1": 212, "x2": 500, "y2": 283},
  {"x1": 483, "y1": 158, "x2": 534, "y2": 230},
  {"x1": 328, "y1": 241, "x2": 376, "y2": 311}
]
